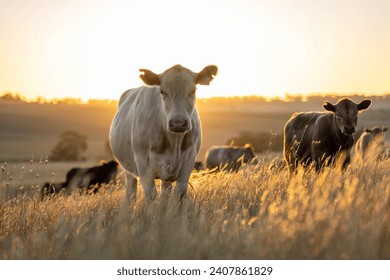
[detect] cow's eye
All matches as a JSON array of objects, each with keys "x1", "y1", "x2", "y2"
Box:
[{"x1": 160, "y1": 90, "x2": 166, "y2": 97}]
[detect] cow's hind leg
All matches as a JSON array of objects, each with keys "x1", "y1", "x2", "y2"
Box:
[
  {"x1": 284, "y1": 148, "x2": 298, "y2": 173},
  {"x1": 161, "y1": 181, "x2": 173, "y2": 196}
]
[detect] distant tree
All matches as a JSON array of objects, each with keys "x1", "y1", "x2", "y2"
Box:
[
  {"x1": 34, "y1": 96, "x2": 48, "y2": 104},
  {"x1": 61, "y1": 98, "x2": 83, "y2": 104},
  {"x1": 50, "y1": 131, "x2": 88, "y2": 161},
  {"x1": 0, "y1": 92, "x2": 24, "y2": 102}
]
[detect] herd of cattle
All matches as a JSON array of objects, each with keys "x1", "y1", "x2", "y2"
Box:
[{"x1": 41, "y1": 64, "x2": 389, "y2": 200}]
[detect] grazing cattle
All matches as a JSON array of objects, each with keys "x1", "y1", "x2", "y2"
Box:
[
  {"x1": 204, "y1": 144, "x2": 258, "y2": 172},
  {"x1": 41, "y1": 181, "x2": 67, "y2": 197},
  {"x1": 42, "y1": 160, "x2": 118, "y2": 197},
  {"x1": 109, "y1": 64, "x2": 218, "y2": 200},
  {"x1": 354, "y1": 126, "x2": 388, "y2": 162},
  {"x1": 284, "y1": 98, "x2": 371, "y2": 172},
  {"x1": 193, "y1": 161, "x2": 204, "y2": 171}
]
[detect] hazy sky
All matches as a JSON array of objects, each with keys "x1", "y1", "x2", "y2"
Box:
[{"x1": 1, "y1": 0, "x2": 389, "y2": 100}]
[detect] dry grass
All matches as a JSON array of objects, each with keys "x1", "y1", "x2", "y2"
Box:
[{"x1": 0, "y1": 157, "x2": 389, "y2": 260}]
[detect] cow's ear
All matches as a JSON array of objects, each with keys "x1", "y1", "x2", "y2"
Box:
[
  {"x1": 139, "y1": 69, "x2": 161, "y2": 86},
  {"x1": 357, "y1": 99, "x2": 371, "y2": 111},
  {"x1": 364, "y1": 128, "x2": 372, "y2": 133},
  {"x1": 195, "y1": 65, "x2": 218, "y2": 85},
  {"x1": 244, "y1": 143, "x2": 253, "y2": 150},
  {"x1": 323, "y1": 101, "x2": 335, "y2": 112}
]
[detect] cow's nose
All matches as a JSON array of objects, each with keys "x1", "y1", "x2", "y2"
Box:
[
  {"x1": 344, "y1": 126, "x2": 356, "y2": 135},
  {"x1": 169, "y1": 119, "x2": 188, "y2": 133}
]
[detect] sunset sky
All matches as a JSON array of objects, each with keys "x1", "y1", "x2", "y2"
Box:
[{"x1": 1, "y1": 0, "x2": 389, "y2": 100}]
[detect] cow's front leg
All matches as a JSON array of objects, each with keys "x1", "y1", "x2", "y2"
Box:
[
  {"x1": 134, "y1": 154, "x2": 157, "y2": 200},
  {"x1": 340, "y1": 150, "x2": 351, "y2": 170},
  {"x1": 312, "y1": 149, "x2": 324, "y2": 172},
  {"x1": 125, "y1": 171, "x2": 138, "y2": 201},
  {"x1": 174, "y1": 153, "x2": 196, "y2": 200},
  {"x1": 138, "y1": 172, "x2": 157, "y2": 201}
]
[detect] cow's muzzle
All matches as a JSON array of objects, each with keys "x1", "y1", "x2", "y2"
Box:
[
  {"x1": 343, "y1": 126, "x2": 356, "y2": 135},
  {"x1": 169, "y1": 118, "x2": 189, "y2": 133}
]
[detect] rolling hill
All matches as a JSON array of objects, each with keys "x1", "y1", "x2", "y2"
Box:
[{"x1": 0, "y1": 95, "x2": 389, "y2": 162}]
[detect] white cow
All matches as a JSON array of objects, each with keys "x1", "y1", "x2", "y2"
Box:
[
  {"x1": 354, "y1": 126, "x2": 388, "y2": 162},
  {"x1": 109, "y1": 64, "x2": 218, "y2": 200}
]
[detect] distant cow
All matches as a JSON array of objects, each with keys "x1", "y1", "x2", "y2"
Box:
[
  {"x1": 109, "y1": 64, "x2": 218, "y2": 200},
  {"x1": 42, "y1": 160, "x2": 118, "y2": 197},
  {"x1": 354, "y1": 126, "x2": 388, "y2": 162},
  {"x1": 41, "y1": 181, "x2": 67, "y2": 197},
  {"x1": 193, "y1": 161, "x2": 204, "y2": 171},
  {"x1": 284, "y1": 98, "x2": 371, "y2": 172},
  {"x1": 204, "y1": 144, "x2": 258, "y2": 172}
]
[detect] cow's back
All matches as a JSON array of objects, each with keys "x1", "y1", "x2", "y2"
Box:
[
  {"x1": 84, "y1": 162, "x2": 118, "y2": 186},
  {"x1": 205, "y1": 146, "x2": 244, "y2": 170},
  {"x1": 355, "y1": 132, "x2": 385, "y2": 162},
  {"x1": 355, "y1": 132, "x2": 372, "y2": 155},
  {"x1": 205, "y1": 148, "x2": 226, "y2": 169},
  {"x1": 110, "y1": 87, "x2": 142, "y2": 138},
  {"x1": 285, "y1": 112, "x2": 322, "y2": 138},
  {"x1": 109, "y1": 87, "x2": 152, "y2": 175},
  {"x1": 284, "y1": 112, "x2": 322, "y2": 156}
]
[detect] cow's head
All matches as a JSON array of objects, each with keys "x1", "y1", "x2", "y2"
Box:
[
  {"x1": 365, "y1": 126, "x2": 388, "y2": 139},
  {"x1": 243, "y1": 144, "x2": 258, "y2": 164},
  {"x1": 323, "y1": 98, "x2": 371, "y2": 135},
  {"x1": 139, "y1": 64, "x2": 218, "y2": 133}
]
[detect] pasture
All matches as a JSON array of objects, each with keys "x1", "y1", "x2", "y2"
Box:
[
  {"x1": 0, "y1": 156, "x2": 389, "y2": 259},
  {"x1": 1, "y1": 95, "x2": 389, "y2": 162},
  {"x1": 0, "y1": 95, "x2": 389, "y2": 259}
]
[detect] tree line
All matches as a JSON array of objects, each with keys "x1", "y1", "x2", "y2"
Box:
[{"x1": 50, "y1": 130, "x2": 113, "y2": 161}]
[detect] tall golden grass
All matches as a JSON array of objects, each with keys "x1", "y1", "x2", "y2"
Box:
[{"x1": 0, "y1": 157, "x2": 389, "y2": 259}]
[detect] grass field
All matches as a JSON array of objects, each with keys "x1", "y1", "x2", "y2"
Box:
[
  {"x1": 0, "y1": 156, "x2": 389, "y2": 259},
  {"x1": 0, "y1": 95, "x2": 389, "y2": 259}
]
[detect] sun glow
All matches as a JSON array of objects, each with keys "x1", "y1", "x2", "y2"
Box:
[{"x1": 1, "y1": 0, "x2": 390, "y2": 101}]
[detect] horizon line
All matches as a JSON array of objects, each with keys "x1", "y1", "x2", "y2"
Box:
[{"x1": 1, "y1": 91, "x2": 390, "y2": 104}]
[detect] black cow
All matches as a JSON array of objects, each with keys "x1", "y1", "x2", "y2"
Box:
[
  {"x1": 193, "y1": 161, "x2": 204, "y2": 171},
  {"x1": 204, "y1": 144, "x2": 258, "y2": 172},
  {"x1": 42, "y1": 160, "x2": 118, "y2": 197},
  {"x1": 284, "y1": 98, "x2": 371, "y2": 172}
]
